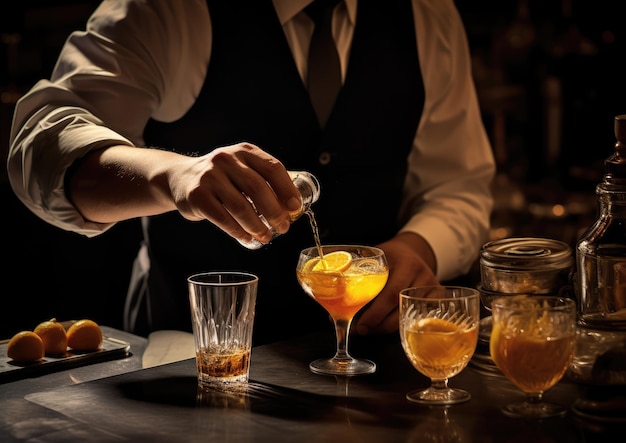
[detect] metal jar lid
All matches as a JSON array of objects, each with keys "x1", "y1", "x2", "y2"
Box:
[{"x1": 480, "y1": 237, "x2": 573, "y2": 294}]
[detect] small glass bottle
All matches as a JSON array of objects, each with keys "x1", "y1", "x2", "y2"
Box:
[
  {"x1": 238, "y1": 171, "x2": 320, "y2": 250},
  {"x1": 570, "y1": 115, "x2": 626, "y2": 385}
]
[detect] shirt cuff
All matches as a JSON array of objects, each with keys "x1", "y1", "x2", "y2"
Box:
[{"x1": 399, "y1": 215, "x2": 469, "y2": 282}]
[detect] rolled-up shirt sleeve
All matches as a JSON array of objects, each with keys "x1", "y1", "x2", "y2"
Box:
[
  {"x1": 7, "y1": 0, "x2": 211, "y2": 237},
  {"x1": 9, "y1": 97, "x2": 135, "y2": 235}
]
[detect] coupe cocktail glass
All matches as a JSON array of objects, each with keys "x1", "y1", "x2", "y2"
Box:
[{"x1": 296, "y1": 245, "x2": 388, "y2": 375}]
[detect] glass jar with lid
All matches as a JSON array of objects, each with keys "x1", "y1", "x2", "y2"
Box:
[
  {"x1": 473, "y1": 237, "x2": 574, "y2": 373},
  {"x1": 479, "y1": 236, "x2": 574, "y2": 308}
]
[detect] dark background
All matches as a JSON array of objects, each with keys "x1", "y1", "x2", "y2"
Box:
[{"x1": 2, "y1": 0, "x2": 625, "y2": 337}]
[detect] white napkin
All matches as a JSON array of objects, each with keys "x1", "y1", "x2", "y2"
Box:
[{"x1": 142, "y1": 330, "x2": 195, "y2": 368}]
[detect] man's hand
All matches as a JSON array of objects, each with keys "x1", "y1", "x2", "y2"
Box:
[
  {"x1": 353, "y1": 232, "x2": 439, "y2": 335},
  {"x1": 69, "y1": 142, "x2": 303, "y2": 247},
  {"x1": 168, "y1": 142, "x2": 302, "y2": 246}
]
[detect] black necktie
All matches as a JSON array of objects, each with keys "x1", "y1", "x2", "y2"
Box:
[{"x1": 306, "y1": 0, "x2": 342, "y2": 128}]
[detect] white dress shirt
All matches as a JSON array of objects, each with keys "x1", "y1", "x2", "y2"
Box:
[{"x1": 7, "y1": 0, "x2": 495, "y2": 281}]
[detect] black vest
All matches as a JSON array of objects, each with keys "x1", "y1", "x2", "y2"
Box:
[{"x1": 137, "y1": 0, "x2": 424, "y2": 344}]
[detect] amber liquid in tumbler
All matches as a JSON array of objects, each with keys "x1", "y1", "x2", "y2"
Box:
[
  {"x1": 197, "y1": 346, "x2": 250, "y2": 381},
  {"x1": 402, "y1": 318, "x2": 478, "y2": 380}
]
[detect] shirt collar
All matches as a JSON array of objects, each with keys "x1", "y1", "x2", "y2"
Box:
[{"x1": 273, "y1": 0, "x2": 357, "y2": 25}]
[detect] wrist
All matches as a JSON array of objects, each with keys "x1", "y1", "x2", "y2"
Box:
[{"x1": 392, "y1": 231, "x2": 437, "y2": 274}]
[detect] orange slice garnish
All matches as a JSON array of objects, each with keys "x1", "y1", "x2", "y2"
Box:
[
  {"x1": 311, "y1": 251, "x2": 352, "y2": 272},
  {"x1": 417, "y1": 317, "x2": 460, "y2": 333}
]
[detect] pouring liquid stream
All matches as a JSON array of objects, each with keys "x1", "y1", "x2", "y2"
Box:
[{"x1": 304, "y1": 208, "x2": 324, "y2": 260}]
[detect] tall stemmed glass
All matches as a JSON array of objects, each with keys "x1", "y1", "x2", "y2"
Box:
[
  {"x1": 490, "y1": 295, "x2": 576, "y2": 418},
  {"x1": 399, "y1": 286, "x2": 480, "y2": 405},
  {"x1": 296, "y1": 245, "x2": 388, "y2": 375}
]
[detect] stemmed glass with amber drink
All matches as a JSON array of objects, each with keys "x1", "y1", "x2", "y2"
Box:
[
  {"x1": 490, "y1": 295, "x2": 576, "y2": 418},
  {"x1": 399, "y1": 286, "x2": 480, "y2": 405},
  {"x1": 296, "y1": 245, "x2": 389, "y2": 375}
]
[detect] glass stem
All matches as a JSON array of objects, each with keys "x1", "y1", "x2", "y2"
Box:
[
  {"x1": 430, "y1": 379, "x2": 449, "y2": 391},
  {"x1": 333, "y1": 318, "x2": 352, "y2": 361},
  {"x1": 526, "y1": 392, "x2": 543, "y2": 404}
]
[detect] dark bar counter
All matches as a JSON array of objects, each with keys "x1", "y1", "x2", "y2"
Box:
[{"x1": 0, "y1": 327, "x2": 621, "y2": 442}]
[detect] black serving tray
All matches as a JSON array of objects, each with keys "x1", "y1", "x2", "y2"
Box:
[{"x1": 0, "y1": 333, "x2": 131, "y2": 383}]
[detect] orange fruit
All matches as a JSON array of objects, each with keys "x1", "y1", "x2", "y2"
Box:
[
  {"x1": 7, "y1": 331, "x2": 45, "y2": 362},
  {"x1": 66, "y1": 319, "x2": 102, "y2": 351},
  {"x1": 34, "y1": 318, "x2": 68, "y2": 355},
  {"x1": 417, "y1": 317, "x2": 460, "y2": 333},
  {"x1": 311, "y1": 251, "x2": 352, "y2": 272}
]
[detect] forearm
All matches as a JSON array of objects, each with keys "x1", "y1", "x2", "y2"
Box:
[
  {"x1": 67, "y1": 145, "x2": 182, "y2": 223},
  {"x1": 66, "y1": 142, "x2": 302, "y2": 248}
]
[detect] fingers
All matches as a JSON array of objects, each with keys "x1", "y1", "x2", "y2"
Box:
[
  {"x1": 354, "y1": 286, "x2": 400, "y2": 336},
  {"x1": 233, "y1": 146, "x2": 303, "y2": 213},
  {"x1": 354, "y1": 238, "x2": 439, "y2": 336},
  {"x1": 181, "y1": 168, "x2": 268, "y2": 244},
  {"x1": 177, "y1": 143, "x2": 300, "y2": 245},
  {"x1": 229, "y1": 166, "x2": 291, "y2": 236}
]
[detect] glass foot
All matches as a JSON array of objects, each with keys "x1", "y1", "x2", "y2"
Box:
[
  {"x1": 502, "y1": 401, "x2": 567, "y2": 419},
  {"x1": 406, "y1": 387, "x2": 472, "y2": 405},
  {"x1": 309, "y1": 357, "x2": 376, "y2": 376}
]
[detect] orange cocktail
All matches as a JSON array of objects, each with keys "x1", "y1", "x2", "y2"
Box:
[
  {"x1": 403, "y1": 317, "x2": 478, "y2": 381},
  {"x1": 399, "y1": 286, "x2": 480, "y2": 405},
  {"x1": 296, "y1": 245, "x2": 388, "y2": 376},
  {"x1": 489, "y1": 295, "x2": 576, "y2": 418},
  {"x1": 490, "y1": 302, "x2": 574, "y2": 394},
  {"x1": 297, "y1": 250, "x2": 388, "y2": 321}
]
